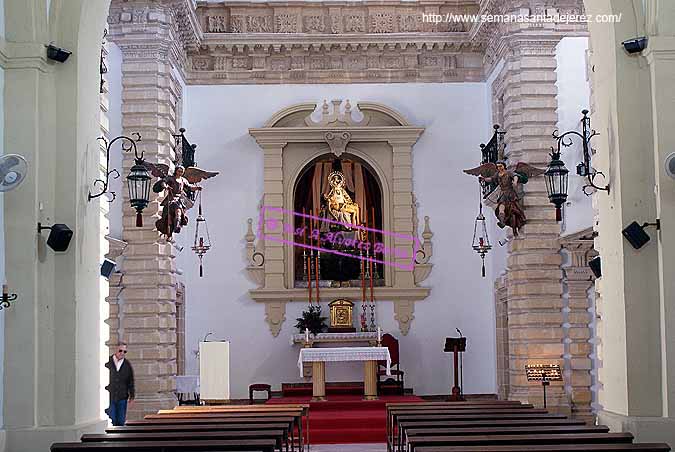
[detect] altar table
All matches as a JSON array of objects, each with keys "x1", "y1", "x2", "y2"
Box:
[{"x1": 298, "y1": 347, "x2": 391, "y2": 400}]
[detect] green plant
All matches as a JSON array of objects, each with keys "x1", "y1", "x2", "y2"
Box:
[{"x1": 295, "y1": 305, "x2": 327, "y2": 335}]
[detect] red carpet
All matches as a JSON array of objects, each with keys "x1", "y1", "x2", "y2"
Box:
[{"x1": 268, "y1": 394, "x2": 423, "y2": 444}]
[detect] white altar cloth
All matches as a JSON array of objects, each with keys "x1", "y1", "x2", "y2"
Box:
[
  {"x1": 298, "y1": 346, "x2": 391, "y2": 377},
  {"x1": 176, "y1": 375, "x2": 200, "y2": 393}
]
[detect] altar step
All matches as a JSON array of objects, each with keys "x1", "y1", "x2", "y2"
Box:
[{"x1": 268, "y1": 394, "x2": 423, "y2": 444}]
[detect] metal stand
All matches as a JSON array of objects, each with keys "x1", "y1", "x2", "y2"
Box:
[{"x1": 542, "y1": 378, "x2": 550, "y2": 409}]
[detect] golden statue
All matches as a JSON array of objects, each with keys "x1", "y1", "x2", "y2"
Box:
[{"x1": 323, "y1": 171, "x2": 360, "y2": 229}]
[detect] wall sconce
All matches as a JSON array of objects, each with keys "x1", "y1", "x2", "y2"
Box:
[
  {"x1": 0, "y1": 284, "x2": 18, "y2": 311},
  {"x1": 46, "y1": 44, "x2": 71, "y2": 63},
  {"x1": 37, "y1": 223, "x2": 73, "y2": 252},
  {"x1": 88, "y1": 133, "x2": 152, "y2": 227},
  {"x1": 622, "y1": 220, "x2": 660, "y2": 250},
  {"x1": 546, "y1": 110, "x2": 610, "y2": 221}
]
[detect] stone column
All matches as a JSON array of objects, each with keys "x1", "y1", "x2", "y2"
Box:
[
  {"x1": 560, "y1": 231, "x2": 596, "y2": 422},
  {"x1": 108, "y1": 1, "x2": 188, "y2": 418},
  {"x1": 494, "y1": 276, "x2": 509, "y2": 400},
  {"x1": 494, "y1": 38, "x2": 568, "y2": 412},
  {"x1": 2, "y1": 1, "x2": 111, "y2": 449}
]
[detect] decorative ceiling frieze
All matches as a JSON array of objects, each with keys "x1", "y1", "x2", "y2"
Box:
[{"x1": 108, "y1": 0, "x2": 589, "y2": 84}]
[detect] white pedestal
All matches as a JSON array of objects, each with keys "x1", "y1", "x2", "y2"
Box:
[{"x1": 199, "y1": 341, "x2": 230, "y2": 403}]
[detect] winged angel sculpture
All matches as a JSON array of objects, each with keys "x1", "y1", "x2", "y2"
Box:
[
  {"x1": 463, "y1": 161, "x2": 545, "y2": 236},
  {"x1": 143, "y1": 163, "x2": 219, "y2": 239}
]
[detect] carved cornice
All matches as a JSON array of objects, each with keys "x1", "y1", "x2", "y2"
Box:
[
  {"x1": 108, "y1": 0, "x2": 200, "y2": 77},
  {"x1": 108, "y1": 0, "x2": 590, "y2": 84},
  {"x1": 560, "y1": 227, "x2": 598, "y2": 278}
]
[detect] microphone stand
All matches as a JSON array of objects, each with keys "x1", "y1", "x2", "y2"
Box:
[{"x1": 456, "y1": 328, "x2": 464, "y2": 397}]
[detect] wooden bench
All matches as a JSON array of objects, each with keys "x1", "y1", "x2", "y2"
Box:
[
  {"x1": 407, "y1": 433, "x2": 635, "y2": 452},
  {"x1": 413, "y1": 444, "x2": 671, "y2": 452},
  {"x1": 400, "y1": 425, "x2": 610, "y2": 452},
  {"x1": 82, "y1": 431, "x2": 286, "y2": 452},
  {"x1": 51, "y1": 438, "x2": 278, "y2": 452},
  {"x1": 148, "y1": 409, "x2": 306, "y2": 451},
  {"x1": 387, "y1": 408, "x2": 553, "y2": 450},
  {"x1": 108, "y1": 422, "x2": 294, "y2": 451},
  {"x1": 395, "y1": 419, "x2": 586, "y2": 452}
]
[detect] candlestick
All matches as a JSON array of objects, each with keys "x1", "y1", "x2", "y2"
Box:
[
  {"x1": 2, "y1": 284, "x2": 7, "y2": 296},
  {"x1": 305, "y1": 327, "x2": 310, "y2": 343},
  {"x1": 377, "y1": 327, "x2": 382, "y2": 343}
]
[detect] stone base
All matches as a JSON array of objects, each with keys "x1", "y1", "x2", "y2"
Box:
[
  {"x1": 598, "y1": 409, "x2": 675, "y2": 445},
  {"x1": 3, "y1": 418, "x2": 107, "y2": 452}
]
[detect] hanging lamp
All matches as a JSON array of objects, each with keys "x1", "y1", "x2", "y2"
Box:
[
  {"x1": 471, "y1": 197, "x2": 492, "y2": 277},
  {"x1": 191, "y1": 191, "x2": 212, "y2": 277}
]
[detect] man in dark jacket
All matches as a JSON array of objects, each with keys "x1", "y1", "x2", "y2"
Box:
[{"x1": 105, "y1": 343, "x2": 135, "y2": 426}]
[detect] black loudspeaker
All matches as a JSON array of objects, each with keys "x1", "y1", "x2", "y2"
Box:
[
  {"x1": 588, "y1": 256, "x2": 601, "y2": 278},
  {"x1": 38, "y1": 223, "x2": 73, "y2": 252},
  {"x1": 622, "y1": 221, "x2": 651, "y2": 250},
  {"x1": 101, "y1": 258, "x2": 117, "y2": 279}
]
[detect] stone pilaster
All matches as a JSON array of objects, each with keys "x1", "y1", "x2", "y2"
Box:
[
  {"x1": 108, "y1": 0, "x2": 194, "y2": 418},
  {"x1": 493, "y1": 37, "x2": 567, "y2": 412},
  {"x1": 560, "y1": 229, "x2": 596, "y2": 422},
  {"x1": 494, "y1": 276, "x2": 509, "y2": 400}
]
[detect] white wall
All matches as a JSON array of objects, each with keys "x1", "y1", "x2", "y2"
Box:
[
  {"x1": 106, "y1": 42, "x2": 123, "y2": 240},
  {"x1": 177, "y1": 83, "x2": 497, "y2": 398},
  {"x1": 556, "y1": 37, "x2": 593, "y2": 235},
  {"x1": 0, "y1": 63, "x2": 6, "y2": 432}
]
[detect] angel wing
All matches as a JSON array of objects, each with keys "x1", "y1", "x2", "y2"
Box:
[
  {"x1": 143, "y1": 162, "x2": 170, "y2": 179},
  {"x1": 184, "y1": 166, "x2": 219, "y2": 184},
  {"x1": 463, "y1": 162, "x2": 498, "y2": 178},
  {"x1": 511, "y1": 162, "x2": 546, "y2": 178}
]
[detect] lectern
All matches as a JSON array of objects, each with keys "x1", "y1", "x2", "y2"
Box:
[
  {"x1": 199, "y1": 341, "x2": 230, "y2": 404},
  {"x1": 444, "y1": 336, "x2": 466, "y2": 400}
]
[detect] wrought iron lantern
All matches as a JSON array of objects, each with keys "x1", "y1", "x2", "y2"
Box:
[
  {"x1": 192, "y1": 191, "x2": 212, "y2": 277},
  {"x1": 544, "y1": 150, "x2": 569, "y2": 222},
  {"x1": 88, "y1": 132, "x2": 151, "y2": 228},
  {"x1": 547, "y1": 109, "x2": 609, "y2": 221},
  {"x1": 127, "y1": 157, "x2": 152, "y2": 227},
  {"x1": 471, "y1": 202, "x2": 492, "y2": 277}
]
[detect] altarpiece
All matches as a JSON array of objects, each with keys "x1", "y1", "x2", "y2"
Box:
[{"x1": 245, "y1": 99, "x2": 434, "y2": 336}]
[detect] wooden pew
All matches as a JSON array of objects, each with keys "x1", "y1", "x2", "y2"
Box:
[
  {"x1": 413, "y1": 444, "x2": 671, "y2": 452},
  {"x1": 400, "y1": 425, "x2": 610, "y2": 452},
  {"x1": 406, "y1": 432, "x2": 635, "y2": 452},
  {"x1": 82, "y1": 431, "x2": 286, "y2": 452},
  {"x1": 107, "y1": 423, "x2": 293, "y2": 452},
  {"x1": 387, "y1": 407, "x2": 552, "y2": 450},
  {"x1": 51, "y1": 438, "x2": 277, "y2": 452},
  {"x1": 147, "y1": 409, "x2": 306, "y2": 451},
  {"x1": 395, "y1": 419, "x2": 586, "y2": 452}
]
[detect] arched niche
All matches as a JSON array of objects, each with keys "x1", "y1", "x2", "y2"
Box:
[
  {"x1": 291, "y1": 152, "x2": 387, "y2": 288},
  {"x1": 246, "y1": 99, "x2": 434, "y2": 336}
]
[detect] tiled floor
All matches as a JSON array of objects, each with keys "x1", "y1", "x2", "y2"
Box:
[{"x1": 310, "y1": 444, "x2": 387, "y2": 452}]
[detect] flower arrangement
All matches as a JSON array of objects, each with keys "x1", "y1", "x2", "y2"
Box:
[{"x1": 295, "y1": 305, "x2": 327, "y2": 335}]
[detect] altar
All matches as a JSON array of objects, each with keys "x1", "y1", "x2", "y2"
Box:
[{"x1": 298, "y1": 346, "x2": 391, "y2": 400}]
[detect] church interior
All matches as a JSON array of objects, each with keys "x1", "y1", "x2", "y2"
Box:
[{"x1": 1, "y1": 0, "x2": 675, "y2": 451}]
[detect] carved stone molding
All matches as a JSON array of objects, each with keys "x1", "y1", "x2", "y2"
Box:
[
  {"x1": 265, "y1": 302, "x2": 287, "y2": 337},
  {"x1": 324, "y1": 131, "x2": 351, "y2": 157},
  {"x1": 246, "y1": 99, "x2": 433, "y2": 336},
  {"x1": 393, "y1": 300, "x2": 415, "y2": 336}
]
